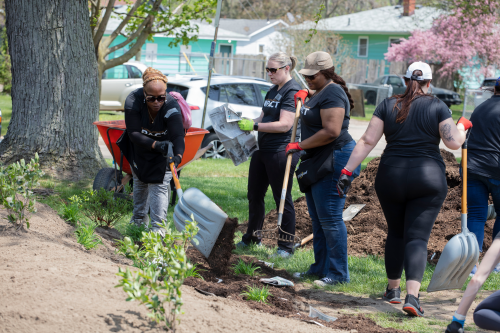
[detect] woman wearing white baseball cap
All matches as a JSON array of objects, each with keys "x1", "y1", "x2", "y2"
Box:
[{"x1": 337, "y1": 61, "x2": 471, "y2": 317}]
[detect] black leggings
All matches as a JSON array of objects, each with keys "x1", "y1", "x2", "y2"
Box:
[
  {"x1": 375, "y1": 156, "x2": 448, "y2": 282},
  {"x1": 474, "y1": 290, "x2": 500, "y2": 331}
]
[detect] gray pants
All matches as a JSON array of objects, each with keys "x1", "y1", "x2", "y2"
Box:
[{"x1": 131, "y1": 169, "x2": 172, "y2": 232}]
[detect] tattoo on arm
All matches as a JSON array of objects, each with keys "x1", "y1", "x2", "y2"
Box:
[{"x1": 440, "y1": 123, "x2": 455, "y2": 142}]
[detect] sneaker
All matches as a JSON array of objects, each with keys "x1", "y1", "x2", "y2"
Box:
[
  {"x1": 445, "y1": 321, "x2": 464, "y2": 333},
  {"x1": 402, "y1": 294, "x2": 424, "y2": 317},
  {"x1": 313, "y1": 277, "x2": 338, "y2": 287},
  {"x1": 493, "y1": 262, "x2": 500, "y2": 274},
  {"x1": 236, "y1": 240, "x2": 262, "y2": 248},
  {"x1": 469, "y1": 265, "x2": 478, "y2": 277},
  {"x1": 269, "y1": 248, "x2": 293, "y2": 259},
  {"x1": 382, "y1": 285, "x2": 402, "y2": 304}
]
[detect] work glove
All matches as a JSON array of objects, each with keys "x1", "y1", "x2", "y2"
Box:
[
  {"x1": 456, "y1": 117, "x2": 472, "y2": 131},
  {"x1": 238, "y1": 118, "x2": 254, "y2": 131},
  {"x1": 294, "y1": 89, "x2": 309, "y2": 107},
  {"x1": 168, "y1": 155, "x2": 182, "y2": 169},
  {"x1": 285, "y1": 142, "x2": 303, "y2": 155},
  {"x1": 337, "y1": 168, "x2": 353, "y2": 198},
  {"x1": 153, "y1": 140, "x2": 171, "y2": 155}
]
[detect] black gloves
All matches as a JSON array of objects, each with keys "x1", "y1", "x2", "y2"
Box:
[
  {"x1": 168, "y1": 155, "x2": 182, "y2": 169},
  {"x1": 336, "y1": 168, "x2": 353, "y2": 198},
  {"x1": 153, "y1": 140, "x2": 170, "y2": 155}
]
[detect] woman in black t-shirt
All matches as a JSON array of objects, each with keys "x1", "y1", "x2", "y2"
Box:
[
  {"x1": 123, "y1": 68, "x2": 185, "y2": 236},
  {"x1": 338, "y1": 62, "x2": 470, "y2": 317},
  {"x1": 236, "y1": 52, "x2": 301, "y2": 258}
]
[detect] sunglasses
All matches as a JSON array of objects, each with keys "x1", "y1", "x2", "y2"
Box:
[
  {"x1": 302, "y1": 73, "x2": 318, "y2": 80},
  {"x1": 265, "y1": 66, "x2": 286, "y2": 74},
  {"x1": 145, "y1": 95, "x2": 166, "y2": 103}
]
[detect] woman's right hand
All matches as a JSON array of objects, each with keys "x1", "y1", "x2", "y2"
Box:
[
  {"x1": 294, "y1": 89, "x2": 309, "y2": 107},
  {"x1": 153, "y1": 140, "x2": 170, "y2": 154},
  {"x1": 457, "y1": 117, "x2": 473, "y2": 131}
]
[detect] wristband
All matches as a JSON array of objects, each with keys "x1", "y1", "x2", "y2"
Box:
[{"x1": 254, "y1": 123, "x2": 259, "y2": 131}]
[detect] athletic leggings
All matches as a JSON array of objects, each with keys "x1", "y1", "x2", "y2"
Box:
[
  {"x1": 474, "y1": 290, "x2": 500, "y2": 330},
  {"x1": 375, "y1": 156, "x2": 448, "y2": 282}
]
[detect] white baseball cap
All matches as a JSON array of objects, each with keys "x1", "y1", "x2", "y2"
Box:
[{"x1": 404, "y1": 61, "x2": 432, "y2": 81}]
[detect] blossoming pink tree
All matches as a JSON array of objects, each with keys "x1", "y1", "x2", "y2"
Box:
[{"x1": 385, "y1": 0, "x2": 500, "y2": 80}]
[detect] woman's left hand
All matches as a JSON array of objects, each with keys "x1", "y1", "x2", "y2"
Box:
[
  {"x1": 285, "y1": 142, "x2": 303, "y2": 155},
  {"x1": 238, "y1": 118, "x2": 254, "y2": 131}
]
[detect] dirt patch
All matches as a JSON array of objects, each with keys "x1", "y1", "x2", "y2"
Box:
[
  {"x1": 239, "y1": 150, "x2": 496, "y2": 262},
  {"x1": 207, "y1": 217, "x2": 239, "y2": 275}
]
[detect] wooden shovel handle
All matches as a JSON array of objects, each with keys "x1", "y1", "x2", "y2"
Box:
[
  {"x1": 461, "y1": 145, "x2": 467, "y2": 214},
  {"x1": 301, "y1": 233, "x2": 314, "y2": 246},
  {"x1": 278, "y1": 100, "x2": 302, "y2": 216}
]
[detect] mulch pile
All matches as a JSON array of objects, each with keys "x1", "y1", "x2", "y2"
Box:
[
  {"x1": 207, "y1": 217, "x2": 239, "y2": 275},
  {"x1": 238, "y1": 150, "x2": 496, "y2": 263}
]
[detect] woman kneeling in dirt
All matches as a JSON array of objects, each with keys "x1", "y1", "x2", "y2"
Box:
[
  {"x1": 121, "y1": 67, "x2": 185, "y2": 236},
  {"x1": 236, "y1": 52, "x2": 302, "y2": 258},
  {"x1": 287, "y1": 51, "x2": 360, "y2": 286},
  {"x1": 338, "y1": 62, "x2": 469, "y2": 317}
]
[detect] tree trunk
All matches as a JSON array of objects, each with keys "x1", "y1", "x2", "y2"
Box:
[{"x1": 1, "y1": 0, "x2": 106, "y2": 179}]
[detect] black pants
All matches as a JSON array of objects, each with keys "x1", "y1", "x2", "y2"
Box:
[
  {"x1": 474, "y1": 290, "x2": 500, "y2": 331},
  {"x1": 242, "y1": 150, "x2": 299, "y2": 251},
  {"x1": 375, "y1": 156, "x2": 447, "y2": 282}
]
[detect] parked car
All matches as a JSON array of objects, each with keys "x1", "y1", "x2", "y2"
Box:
[
  {"x1": 473, "y1": 78, "x2": 496, "y2": 108},
  {"x1": 359, "y1": 75, "x2": 462, "y2": 107}
]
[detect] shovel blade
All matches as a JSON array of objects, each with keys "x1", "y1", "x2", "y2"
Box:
[
  {"x1": 174, "y1": 187, "x2": 228, "y2": 258},
  {"x1": 427, "y1": 231, "x2": 479, "y2": 292}
]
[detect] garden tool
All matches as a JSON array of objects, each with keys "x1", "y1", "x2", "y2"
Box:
[
  {"x1": 253, "y1": 100, "x2": 302, "y2": 244},
  {"x1": 427, "y1": 132, "x2": 479, "y2": 292},
  {"x1": 167, "y1": 143, "x2": 228, "y2": 259}
]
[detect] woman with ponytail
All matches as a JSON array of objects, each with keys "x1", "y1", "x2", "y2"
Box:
[
  {"x1": 338, "y1": 62, "x2": 470, "y2": 317},
  {"x1": 286, "y1": 51, "x2": 360, "y2": 286},
  {"x1": 236, "y1": 52, "x2": 301, "y2": 258},
  {"x1": 121, "y1": 67, "x2": 185, "y2": 236}
]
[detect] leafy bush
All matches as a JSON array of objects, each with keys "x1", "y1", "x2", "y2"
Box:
[
  {"x1": 62, "y1": 203, "x2": 80, "y2": 225},
  {"x1": 124, "y1": 222, "x2": 147, "y2": 243},
  {"x1": 69, "y1": 188, "x2": 132, "y2": 228},
  {"x1": 241, "y1": 285, "x2": 272, "y2": 304},
  {"x1": 116, "y1": 219, "x2": 199, "y2": 331},
  {"x1": 232, "y1": 258, "x2": 261, "y2": 276},
  {"x1": 75, "y1": 221, "x2": 102, "y2": 250},
  {"x1": 0, "y1": 154, "x2": 44, "y2": 230}
]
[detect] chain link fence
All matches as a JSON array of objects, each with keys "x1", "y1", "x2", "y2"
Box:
[{"x1": 461, "y1": 88, "x2": 493, "y2": 119}]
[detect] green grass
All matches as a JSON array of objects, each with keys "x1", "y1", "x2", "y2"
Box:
[
  {"x1": 241, "y1": 285, "x2": 272, "y2": 304},
  {"x1": 0, "y1": 94, "x2": 12, "y2": 136},
  {"x1": 351, "y1": 103, "x2": 376, "y2": 121},
  {"x1": 365, "y1": 312, "x2": 449, "y2": 333},
  {"x1": 232, "y1": 258, "x2": 261, "y2": 276},
  {"x1": 99, "y1": 110, "x2": 124, "y2": 121}
]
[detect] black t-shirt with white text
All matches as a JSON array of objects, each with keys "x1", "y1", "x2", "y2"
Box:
[
  {"x1": 300, "y1": 83, "x2": 353, "y2": 155},
  {"x1": 373, "y1": 95, "x2": 452, "y2": 166},
  {"x1": 258, "y1": 79, "x2": 301, "y2": 152},
  {"x1": 467, "y1": 95, "x2": 500, "y2": 180}
]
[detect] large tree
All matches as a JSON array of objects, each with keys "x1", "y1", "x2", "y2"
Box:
[
  {"x1": 0, "y1": 0, "x2": 105, "y2": 178},
  {"x1": 90, "y1": 0, "x2": 215, "y2": 90}
]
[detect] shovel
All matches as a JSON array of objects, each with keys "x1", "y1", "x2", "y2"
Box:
[
  {"x1": 253, "y1": 100, "x2": 302, "y2": 244},
  {"x1": 168, "y1": 143, "x2": 228, "y2": 259},
  {"x1": 427, "y1": 136, "x2": 479, "y2": 292}
]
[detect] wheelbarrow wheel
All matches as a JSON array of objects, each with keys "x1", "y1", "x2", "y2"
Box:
[
  {"x1": 93, "y1": 168, "x2": 123, "y2": 192},
  {"x1": 201, "y1": 132, "x2": 227, "y2": 159}
]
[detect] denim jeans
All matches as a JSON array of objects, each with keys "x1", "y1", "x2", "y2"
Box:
[
  {"x1": 467, "y1": 172, "x2": 500, "y2": 250},
  {"x1": 305, "y1": 140, "x2": 360, "y2": 282}
]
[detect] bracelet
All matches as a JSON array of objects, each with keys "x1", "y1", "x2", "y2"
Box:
[
  {"x1": 253, "y1": 123, "x2": 259, "y2": 131},
  {"x1": 344, "y1": 167, "x2": 352, "y2": 173}
]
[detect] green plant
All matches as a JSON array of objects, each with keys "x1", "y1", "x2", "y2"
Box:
[
  {"x1": 241, "y1": 285, "x2": 272, "y2": 304},
  {"x1": 116, "y1": 218, "x2": 199, "y2": 331},
  {"x1": 69, "y1": 188, "x2": 132, "y2": 228},
  {"x1": 124, "y1": 222, "x2": 147, "y2": 243},
  {"x1": 75, "y1": 221, "x2": 102, "y2": 250},
  {"x1": 62, "y1": 203, "x2": 80, "y2": 225},
  {"x1": 0, "y1": 28, "x2": 12, "y2": 93},
  {"x1": 232, "y1": 258, "x2": 261, "y2": 276},
  {"x1": 186, "y1": 262, "x2": 205, "y2": 280},
  {"x1": 0, "y1": 153, "x2": 44, "y2": 230}
]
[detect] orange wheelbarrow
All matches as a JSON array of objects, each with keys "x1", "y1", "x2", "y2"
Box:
[{"x1": 93, "y1": 120, "x2": 208, "y2": 203}]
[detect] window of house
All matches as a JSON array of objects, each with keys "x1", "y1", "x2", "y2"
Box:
[
  {"x1": 219, "y1": 44, "x2": 233, "y2": 56},
  {"x1": 259, "y1": 45, "x2": 264, "y2": 53},
  {"x1": 358, "y1": 37, "x2": 368, "y2": 57},
  {"x1": 389, "y1": 37, "x2": 402, "y2": 47}
]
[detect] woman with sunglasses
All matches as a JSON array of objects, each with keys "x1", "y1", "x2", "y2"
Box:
[
  {"x1": 236, "y1": 52, "x2": 301, "y2": 258},
  {"x1": 286, "y1": 51, "x2": 360, "y2": 286},
  {"x1": 123, "y1": 67, "x2": 185, "y2": 236},
  {"x1": 337, "y1": 62, "x2": 469, "y2": 317}
]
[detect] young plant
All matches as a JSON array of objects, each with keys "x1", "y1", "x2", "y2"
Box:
[
  {"x1": 241, "y1": 285, "x2": 272, "y2": 304},
  {"x1": 186, "y1": 262, "x2": 205, "y2": 280},
  {"x1": 69, "y1": 188, "x2": 132, "y2": 228},
  {"x1": 124, "y1": 222, "x2": 147, "y2": 243},
  {"x1": 232, "y1": 258, "x2": 261, "y2": 276},
  {"x1": 62, "y1": 203, "x2": 80, "y2": 225},
  {"x1": 116, "y1": 218, "x2": 199, "y2": 331},
  {"x1": 0, "y1": 153, "x2": 44, "y2": 230},
  {"x1": 75, "y1": 221, "x2": 102, "y2": 250}
]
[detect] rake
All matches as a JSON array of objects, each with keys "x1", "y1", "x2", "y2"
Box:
[{"x1": 253, "y1": 100, "x2": 302, "y2": 244}]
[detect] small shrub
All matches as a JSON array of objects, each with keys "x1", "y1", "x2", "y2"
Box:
[
  {"x1": 62, "y1": 203, "x2": 80, "y2": 225},
  {"x1": 69, "y1": 188, "x2": 132, "y2": 228},
  {"x1": 232, "y1": 258, "x2": 261, "y2": 276},
  {"x1": 75, "y1": 221, "x2": 102, "y2": 250},
  {"x1": 124, "y1": 223, "x2": 147, "y2": 243},
  {"x1": 116, "y1": 218, "x2": 199, "y2": 331},
  {"x1": 186, "y1": 262, "x2": 205, "y2": 280},
  {"x1": 241, "y1": 285, "x2": 272, "y2": 304},
  {"x1": 0, "y1": 153, "x2": 44, "y2": 230}
]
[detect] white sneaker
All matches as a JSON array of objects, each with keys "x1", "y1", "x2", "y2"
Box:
[{"x1": 313, "y1": 277, "x2": 337, "y2": 287}]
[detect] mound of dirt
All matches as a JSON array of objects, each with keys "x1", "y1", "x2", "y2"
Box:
[
  {"x1": 240, "y1": 150, "x2": 496, "y2": 262},
  {"x1": 207, "y1": 217, "x2": 239, "y2": 275}
]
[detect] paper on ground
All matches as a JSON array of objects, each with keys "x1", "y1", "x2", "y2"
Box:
[{"x1": 208, "y1": 104, "x2": 258, "y2": 166}]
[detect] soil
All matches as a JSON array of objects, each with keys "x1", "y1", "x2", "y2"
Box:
[
  {"x1": 207, "y1": 217, "x2": 239, "y2": 275},
  {"x1": 239, "y1": 150, "x2": 496, "y2": 263}
]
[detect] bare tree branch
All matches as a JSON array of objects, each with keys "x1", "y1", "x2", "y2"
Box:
[
  {"x1": 93, "y1": 0, "x2": 116, "y2": 48},
  {"x1": 104, "y1": 27, "x2": 152, "y2": 70},
  {"x1": 108, "y1": 18, "x2": 149, "y2": 54},
  {"x1": 108, "y1": 0, "x2": 145, "y2": 42}
]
